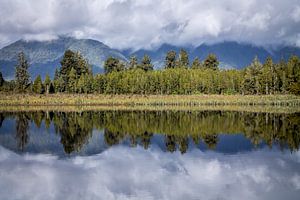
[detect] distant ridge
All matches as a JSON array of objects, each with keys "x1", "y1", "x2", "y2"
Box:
[
  {"x1": 1, "y1": 37, "x2": 300, "y2": 79},
  {"x1": 123, "y1": 41, "x2": 300, "y2": 69},
  {"x1": 0, "y1": 36, "x2": 127, "y2": 79}
]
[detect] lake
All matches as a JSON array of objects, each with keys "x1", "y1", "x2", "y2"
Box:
[{"x1": 0, "y1": 109, "x2": 300, "y2": 200}]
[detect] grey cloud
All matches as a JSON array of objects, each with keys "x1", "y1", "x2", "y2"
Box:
[
  {"x1": 0, "y1": 146, "x2": 300, "y2": 200},
  {"x1": 0, "y1": 0, "x2": 300, "y2": 49}
]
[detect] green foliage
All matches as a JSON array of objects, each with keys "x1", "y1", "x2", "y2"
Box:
[
  {"x1": 68, "y1": 68, "x2": 77, "y2": 93},
  {"x1": 191, "y1": 57, "x2": 202, "y2": 69},
  {"x1": 104, "y1": 57, "x2": 125, "y2": 73},
  {"x1": 44, "y1": 74, "x2": 51, "y2": 94},
  {"x1": 203, "y1": 53, "x2": 219, "y2": 70},
  {"x1": 177, "y1": 49, "x2": 189, "y2": 68},
  {"x1": 59, "y1": 50, "x2": 91, "y2": 91},
  {"x1": 32, "y1": 75, "x2": 44, "y2": 94},
  {"x1": 129, "y1": 55, "x2": 138, "y2": 70},
  {"x1": 165, "y1": 51, "x2": 177, "y2": 69},
  {"x1": 5, "y1": 49, "x2": 300, "y2": 96},
  {"x1": 139, "y1": 54, "x2": 153, "y2": 71},
  {"x1": 15, "y1": 52, "x2": 30, "y2": 91}
]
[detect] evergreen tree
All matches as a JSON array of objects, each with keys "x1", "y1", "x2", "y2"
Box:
[
  {"x1": 260, "y1": 57, "x2": 276, "y2": 94},
  {"x1": 44, "y1": 74, "x2": 51, "y2": 94},
  {"x1": 203, "y1": 54, "x2": 219, "y2": 70},
  {"x1": 243, "y1": 57, "x2": 262, "y2": 94},
  {"x1": 77, "y1": 75, "x2": 85, "y2": 93},
  {"x1": 165, "y1": 51, "x2": 177, "y2": 69},
  {"x1": 32, "y1": 75, "x2": 44, "y2": 94},
  {"x1": 15, "y1": 52, "x2": 30, "y2": 91},
  {"x1": 68, "y1": 68, "x2": 77, "y2": 93},
  {"x1": 139, "y1": 54, "x2": 153, "y2": 71},
  {"x1": 178, "y1": 49, "x2": 189, "y2": 68},
  {"x1": 104, "y1": 57, "x2": 124, "y2": 73},
  {"x1": 54, "y1": 76, "x2": 64, "y2": 93},
  {"x1": 83, "y1": 74, "x2": 93, "y2": 93},
  {"x1": 191, "y1": 57, "x2": 202, "y2": 69},
  {"x1": 129, "y1": 55, "x2": 138, "y2": 70},
  {"x1": 287, "y1": 55, "x2": 300, "y2": 94},
  {"x1": 60, "y1": 50, "x2": 76, "y2": 89}
]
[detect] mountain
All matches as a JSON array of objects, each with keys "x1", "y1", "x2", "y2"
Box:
[
  {"x1": 1, "y1": 37, "x2": 300, "y2": 80},
  {"x1": 0, "y1": 36, "x2": 127, "y2": 79},
  {"x1": 123, "y1": 41, "x2": 300, "y2": 69}
]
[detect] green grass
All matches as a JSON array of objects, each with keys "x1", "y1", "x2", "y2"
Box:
[{"x1": 0, "y1": 93, "x2": 300, "y2": 113}]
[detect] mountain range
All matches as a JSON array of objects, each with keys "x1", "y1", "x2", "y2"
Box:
[
  {"x1": 0, "y1": 36, "x2": 127, "y2": 79},
  {"x1": 0, "y1": 36, "x2": 300, "y2": 79}
]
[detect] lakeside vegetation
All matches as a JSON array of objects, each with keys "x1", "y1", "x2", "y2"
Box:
[
  {"x1": 0, "y1": 94, "x2": 300, "y2": 107},
  {"x1": 0, "y1": 48, "x2": 299, "y2": 97}
]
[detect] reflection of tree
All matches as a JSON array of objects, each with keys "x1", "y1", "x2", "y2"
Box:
[
  {"x1": 0, "y1": 113, "x2": 4, "y2": 127},
  {"x1": 141, "y1": 131, "x2": 153, "y2": 149},
  {"x1": 178, "y1": 136, "x2": 188, "y2": 154},
  {"x1": 15, "y1": 113, "x2": 29, "y2": 151},
  {"x1": 104, "y1": 128, "x2": 123, "y2": 146},
  {"x1": 3, "y1": 109, "x2": 300, "y2": 153},
  {"x1": 203, "y1": 134, "x2": 218, "y2": 149},
  {"x1": 54, "y1": 112, "x2": 93, "y2": 154},
  {"x1": 165, "y1": 135, "x2": 176, "y2": 152}
]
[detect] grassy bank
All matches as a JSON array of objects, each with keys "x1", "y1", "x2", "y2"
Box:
[{"x1": 0, "y1": 93, "x2": 300, "y2": 107}]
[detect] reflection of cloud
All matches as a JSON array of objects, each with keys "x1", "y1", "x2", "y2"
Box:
[{"x1": 0, "y1": 146, "x2": 300, "y2": 200}]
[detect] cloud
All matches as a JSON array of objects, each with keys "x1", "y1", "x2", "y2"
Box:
[
  {"x1": 0, "y1": 0, "x2": 300, "y2": 49},
  {"x1": 0, "y1": 145, "x2": 300, "y2": 200}
]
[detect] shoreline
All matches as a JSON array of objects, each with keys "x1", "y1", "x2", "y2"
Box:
[
  {"x1": 1, "y1": 93, "x2": 300, "y2": 105},
  {"x1": 0, "y1": 94, "x2": 300, "y2": 113}
]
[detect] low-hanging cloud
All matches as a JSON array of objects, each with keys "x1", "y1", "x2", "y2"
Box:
[
  {"x1": 0, "y1": 0, "x2": 300, "y2": 49},
  {"x1": 0, "y1": 145, "x2": 300, "y2": 200}
]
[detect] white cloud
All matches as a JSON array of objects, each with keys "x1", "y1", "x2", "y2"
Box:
[
  {"x1": 0, "y1": 0, "x2": 300, "y2": 49},
  {"x1": 0, "y1": 146, "x2": 300, "y2": 200}
]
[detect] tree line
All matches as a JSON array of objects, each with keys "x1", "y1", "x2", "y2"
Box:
[{"x1": 0, "y1": 49, "x2": 300, "y2": 95}]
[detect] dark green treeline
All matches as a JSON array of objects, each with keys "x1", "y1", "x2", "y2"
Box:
[
  {"x1": 1, "y1": 110, "x2": 299, "y2": 154},
  {"x1": 1, "y1": 49, "x2": 300, "y2": 95}
]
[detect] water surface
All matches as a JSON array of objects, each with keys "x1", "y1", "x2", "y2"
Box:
[{"x1": 0, "y1": 110, "x2": 300, "y2": 200}]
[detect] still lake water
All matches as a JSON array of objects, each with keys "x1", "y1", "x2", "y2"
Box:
[{"x1": 0, "y1": 110, "x2": 300, "y2": 200}]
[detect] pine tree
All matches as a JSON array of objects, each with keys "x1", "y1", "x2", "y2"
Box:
[
  {"x1": 60, "y1": 50, "x2": 76, "y2": 89},
  {"x1": 68, "y1": 68, "x2": 77, "y2": 93},
  {"x1": 77, "y1": 75, "x2": 85, "y2": 93},
  {"x1": 243, "y1": 57, "x2": 262, "y2": 94},
  {"x1": 287, "y1": 55, "x2": 300, "y2": 94},
  {"x1": 178, "y1": 49, "x2": 189, "y2": 68},
  {"x1": 15, "y1": 52, "x2": 30, "y2": 91},
  {"x1": 140, "y1": 54, "x2": 153, "y2": 71},
  {"x1": 191, "y1": 57, "x2": 202, "y2": 69},
  {"x1": 44, "y1": 74, "x2": 51, "y2": 94},
  {"x1": 129, "y1": 55, "x2": 138, "y2": 70},
  {"x1": 203, "y1": 54, "x2": 219, "y2": 70},
  {"x1": 33, "y1": 75, "x2": 44, "y2": 94},
  {"x1": 104, "y1": 57, "x2": 124, "y2": 73},
  {"x1": 165, "y1": 51, "x2": 177, "y2": 69}
]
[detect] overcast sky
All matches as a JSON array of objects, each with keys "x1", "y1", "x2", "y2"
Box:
[{"x1": 1, "y1": 0, "x2": 300, "y2": 50}]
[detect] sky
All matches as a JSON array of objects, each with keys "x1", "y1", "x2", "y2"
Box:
[
  {"x1": 0, "y1": 145, "x2": 300, "y2": 200},
  {"x1": 0, "y1": 0, "x2": 300, "y2": 50}
]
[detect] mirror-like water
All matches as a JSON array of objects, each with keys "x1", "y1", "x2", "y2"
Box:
[{"x1": 0, "y1": 110, "x2": 300, "y2": 200}]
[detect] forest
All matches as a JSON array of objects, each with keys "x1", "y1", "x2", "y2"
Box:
[{"x1": 0, "y1": 49, "x2": 300, "y2": 95}]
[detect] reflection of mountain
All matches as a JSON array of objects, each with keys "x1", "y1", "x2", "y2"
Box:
[{"x1": 0, "y1": 110, "x2": 299, "y2": 155}]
